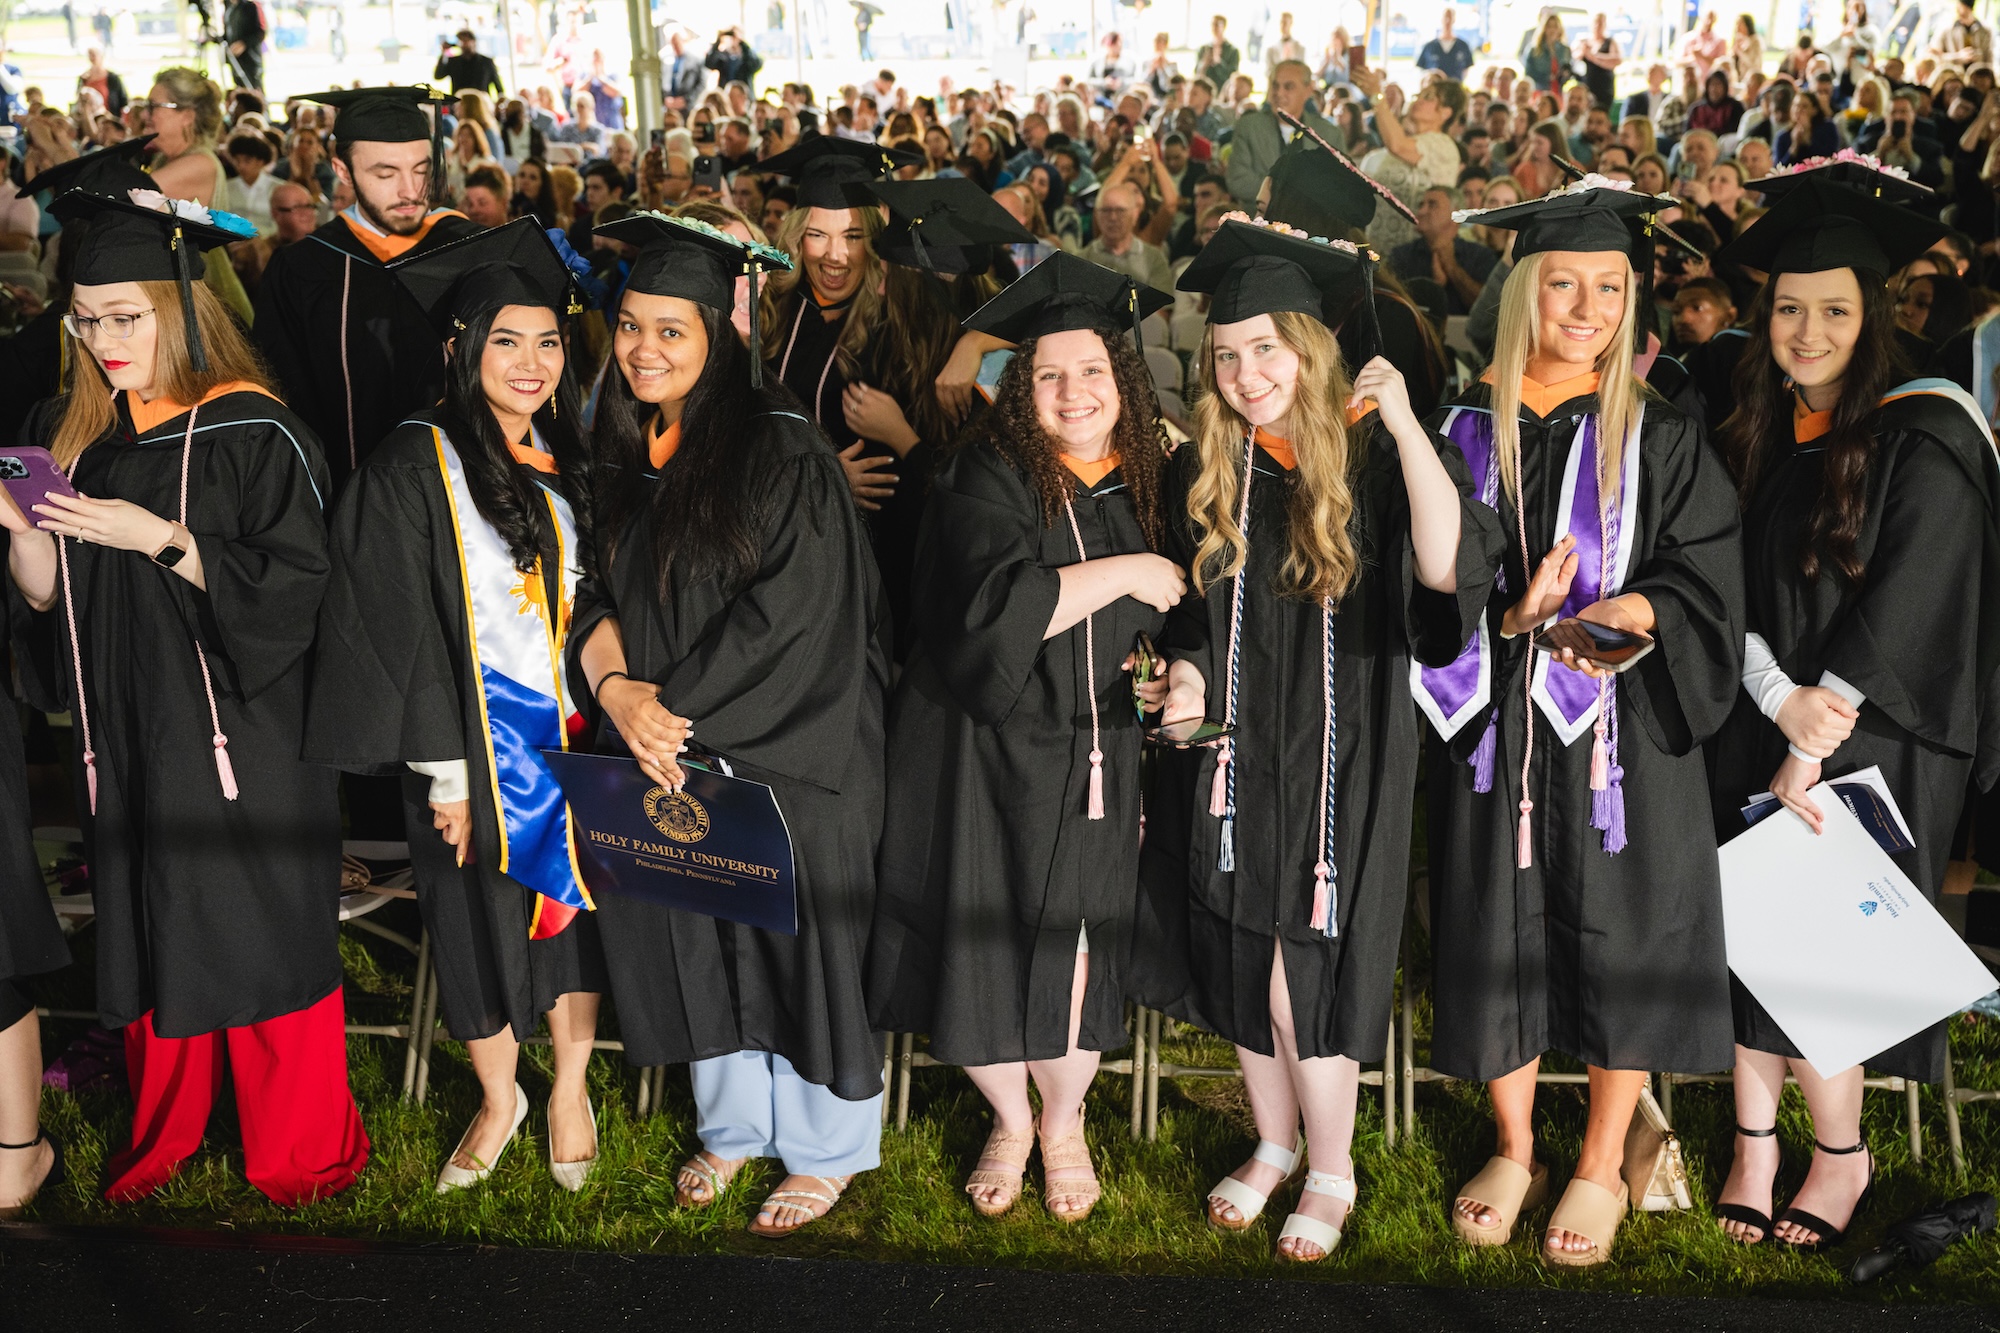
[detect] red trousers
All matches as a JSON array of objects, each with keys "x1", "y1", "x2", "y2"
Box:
[{"x1": 105, "y1": 988, "x2": 370, "y2": 1207}]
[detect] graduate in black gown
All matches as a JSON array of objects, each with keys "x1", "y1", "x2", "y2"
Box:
[
  {"x1": 1137, "y1": 219, "x2": 1496, "y2": 1262},
  {"x1": 306, "y1": 220, "x2": 609, "y2": 1195},
  {"x1": 1705, "y1": 172, "x2": 2000, "y2": 1253},
  {"x1": 252, "y1": 87, "x2": 478, "y2": 494},
  {"x1": 867, "y1": 254, "x2": 1177, "y2": 1223},
  {"x1": 847, "y1": 178, "x2": 1030, "y2": 659},
  {"x1": 755, "y1": 136, "x2": 926, "y2": 527},
  {"x1": 6, "y1": 188, "x2": 361, "y2": 1207},
  {"x1": 1418, "y1": 186, "x2": 1744, "y2": 1267},
  {"x1": 569, "y1": 212, "x2": 889, "y2": 1238}
]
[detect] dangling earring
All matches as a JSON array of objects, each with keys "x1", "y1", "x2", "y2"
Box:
[{"x1": 549, "y1": 393, "x2": 558, "y2": 420}]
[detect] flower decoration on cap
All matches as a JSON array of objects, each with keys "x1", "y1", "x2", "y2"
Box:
[
  {"x1": 1764, "y1": 148, "x2": 1911, "y2": 181},
  {"x1": 1271, "y1": 108, "x2": 1420, "y2": 224},
  {"x1": 127, "y1": 187, "x2": 258, "y2": 238},
  {"x1": 642, "y1": 210, "x2": 796, "y2": 271},
  {"x1": 1217, "y1": 210, "x2": 1375, "y2": 260}
]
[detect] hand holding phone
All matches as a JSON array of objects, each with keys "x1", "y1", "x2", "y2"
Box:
[
  {"x1": 0, "y1": 448, "x2": 78, "y2": 522},
  {"x1": 1144, "y1": 717, "x2": 1235, "y2": 748},
  {"x1": 1532, "y1": 616, "x2": 1654, "y2": 672}
]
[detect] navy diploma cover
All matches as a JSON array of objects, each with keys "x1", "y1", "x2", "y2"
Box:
[{"x1": 540, "y1": 751, "x2": 799, "y2": 935}]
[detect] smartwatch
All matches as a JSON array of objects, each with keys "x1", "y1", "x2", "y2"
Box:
[{"x1": 152, "y1": 525, "x2": 188, "y2": 568}]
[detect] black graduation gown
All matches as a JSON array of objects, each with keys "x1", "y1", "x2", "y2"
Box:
[
  {"x1": 0, "y1": 584, "x2": 68, "y2": 1028},
  {"x1": 303, "y1": 415, "x2": 606, "y2": 1044},
  {"x1": 1709, "y1": 392, "x2": 2000, "y2": 1082},
  {"x1": 12, "y1": 391, "x2": 340, "y2": 1038},
  {"x1": 1422, "y1": 384, "x2": 1745, "y2": 1081},
  {"x1": 251, "y1": 213, "x2": 481, "y2": 494},
  {"x1": 566, "y1": 411, "x2": 890, "y2": 1100},
  {"x1": 1133, "y1": 426, "x2": 1500, "y2": 1061},
  {"x1": 1683, "y1": 329, "x2": 1752, "y2": 442},
  {"x1": 770, "y1": 292, "x2": 928, "y2": 655},
  {"x1": 867, "y1": 446, "x2": 1164, "y2": 1065}
]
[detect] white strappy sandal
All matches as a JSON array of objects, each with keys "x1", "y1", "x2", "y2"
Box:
[
  {"x1": 1206, "y1": 1137, "x2": 1304, "y2": 1231},
  {"x1": 1277, "y1": 1169, "x2": 1357, "y2": 1262}
]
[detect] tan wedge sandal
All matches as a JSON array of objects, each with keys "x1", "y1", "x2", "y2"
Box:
[
  {"x1": 1543, "y1": 1176, "x2": 1629, "y2": 1268},
  {"x1": 1037, "y1": 1116, "x2": 1102, "y2": 1224},
  {"x1": 964, "y1": 1123, "x2": 1035, "y2": 1218},
  {"x1": 1452, "y1": 1155, "x2": 1550, "y2": 1246}
]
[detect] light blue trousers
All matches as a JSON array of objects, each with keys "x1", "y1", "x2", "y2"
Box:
[{"x1": 690, "y1": 1049, "x2": 883, "y2": 1176}]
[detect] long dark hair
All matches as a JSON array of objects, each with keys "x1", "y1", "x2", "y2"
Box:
[
  {"x1": 595, "y1": 299, "x2": 800, "y2": 597},
  {"x1": 1719, "y1": 269, "x2": 1905, "y2": 585},
  {"x1": 961, "y1": 325, "x2": 1169, "y2": 550},
  {"x1": 864, "y1": 265, "x2": 964, "y2": 448},
  {"x1": 441, "y1": 304, "x2": 591, "y2": 572}
]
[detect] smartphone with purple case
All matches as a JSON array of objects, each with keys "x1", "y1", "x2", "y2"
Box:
[{"x1": 0, "y1": 446, "x2": 79, "y2": 515}]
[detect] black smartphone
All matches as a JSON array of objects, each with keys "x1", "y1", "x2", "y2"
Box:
[
  {"x1": 650, "y1": 127, "x2": 665, "y2": 151},
  {"x1": 1144, "y1": 718, "x2": 1235, "y2": 748},
  {"x1": 1532, "y1": 617, "x2": 1654, "y2": 669}
]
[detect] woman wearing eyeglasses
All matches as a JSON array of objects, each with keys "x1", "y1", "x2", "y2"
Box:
[
  {"x1": 4, "y1": 188, "x2": 361, "y2": 1208},
  {"x1": 135, "y1": 66, "x2": 253, "y2": 326}
]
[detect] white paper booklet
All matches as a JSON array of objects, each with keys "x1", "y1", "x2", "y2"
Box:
[{"x1": 1719, "y1": 786, "x2": 1996, "y2": 1077}]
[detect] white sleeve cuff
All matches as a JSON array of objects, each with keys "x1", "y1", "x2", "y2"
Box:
[
  {"x1": 408, "y1": 759, "x2": 470, "y2": 805},
  {"x1": 1787, "y1": 743, "x2": 1824, "y2": 764},
  {"x1": 1818, "y1": 669, "x2": 1865, "y2": 708},
  {"x1": 1741, "y1": 632, "x2": 1801, "y2": 722}
]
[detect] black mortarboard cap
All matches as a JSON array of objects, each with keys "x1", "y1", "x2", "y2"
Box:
[
  {"x1": 866, "y1": 176, "x2": 1034, "y2": 273},
  {"x1": 756, "y1": 133, "x2": 922, "y2": 209},
  {"x1": 1178, "y1": 218, "x2": 1370, "y2": 327},
  {"x1": 1263, "y1": 109, "x2": 1417, "y2": 236},
  {"x1": 592, "y1": 211, "x2": 795, "y2": 385},
  {"x1": 1747, "y1": 156, "x2": 1935, "y2": 205},
  {"x1": 1454, "y1": 183, "x2": 1675, "y2": 259},
  {"x1": 1713, "y1": 177, "x2": 1949, "y2": 277},
  {"x1": 961, "y1": 250, "x2": 1170, "y2": 346},
  {"x1": 21, "y1": 136, "x2": 157, "y2": 198},
  {"x1": 54, "y1": 187, "x2": 256, "y2": 372},
  {"x1": 304, "y1": 85, "x2": 454, "y2": 206},
  {"x1": 389, "y1": 217, "x2": 577, "y2": 333}
]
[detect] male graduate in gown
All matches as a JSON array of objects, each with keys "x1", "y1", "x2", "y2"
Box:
[{"x1": 252, "y1": 86, "x2": 478, "y2": 495}]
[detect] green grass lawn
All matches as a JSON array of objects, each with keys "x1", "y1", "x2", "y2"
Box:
[{"x1": 17, "y1": 896, "x2": 2000, "y2": 1305}]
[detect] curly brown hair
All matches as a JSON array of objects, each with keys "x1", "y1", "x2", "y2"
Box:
[{"x1": 964, "y1": 326, "x2": 1169, "y2": 549}]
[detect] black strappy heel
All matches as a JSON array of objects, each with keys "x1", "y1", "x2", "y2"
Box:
[
  {"x1": 1714, "y1": 1123, "x2": 1780, "y2": 1246},
  {"x1": 1774, "y1": 1139, "x2": 1873, "y2": 1254},
  {"x1": 0, "y1": 1130, "x2": 65, "y2": 1220}
]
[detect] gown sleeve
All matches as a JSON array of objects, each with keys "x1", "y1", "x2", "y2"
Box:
[
  {"x1": 1617, "y1": 408, "x2": 1747, "y2": 756},
  {"x1": 908, "y1": 442, "x2": 1062, "y2": 729},
  {"x1": 179, "y1": 413, "x2": 333, "y2": 701},
  {"x1": 1819, "y1": 428, "x2": 2000, "y2": 776},
  {"x1": 303, "y1": 450, "x2": 465, "y2": 770},
  {"x1": 1403, "y1": 421, "x2": 1507, "y2": 667},
  {"x1": 1155, "y1": 444, "x2": 1216, "y2": 687},
  {"x1": 655, "y1": 446, "x2": 881, "y2": 791}
]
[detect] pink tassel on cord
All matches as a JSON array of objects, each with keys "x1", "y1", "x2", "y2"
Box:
[
  {"x1": 1469, "y1": 715, "x2": 1497, "y2": 793},
  {"x1": 212, "y1": 734, "x2": 240, "y2": 802},
  {"x1": 1086, "y1": 748, "x2": 1104, "y2": 820},
  {"x1": 1309, "y1": 860, "x2": 1331, "y2": 933},
  {"x1": 83, "y1": 751, "x2": 97, "y2": 815},
  {"x1": 1517, "y1": 800, "x2": 1534, "y2": 869},
  {"x1": 1590, "y1": 728, "x2": 1609, "y2": 792},
  {"x1": 1209, "y1": 743, "x2": 1230, "y2": 815}
]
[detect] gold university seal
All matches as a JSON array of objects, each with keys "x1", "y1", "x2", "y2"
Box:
[{"x1": 644, "y1": 787, "x2": 711, "y2": 843}]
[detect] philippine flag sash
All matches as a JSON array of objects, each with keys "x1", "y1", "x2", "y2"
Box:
[{"x1": 433, "y1": 427, "x2": 591, "y2": 938}]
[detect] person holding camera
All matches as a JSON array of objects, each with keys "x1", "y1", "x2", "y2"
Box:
[
  {"x1": 706, "y1": 28, "x2": 762, "y2": 91},
  {"x1": 436, "y1": 28, "x2": 505, "y2": 99},
  {"x1": 1859, "y1": 92, "x2": 1945, "y2": 191}
]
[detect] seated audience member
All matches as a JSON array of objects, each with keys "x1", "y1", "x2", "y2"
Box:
[
  {"x1": 461, "y1": 164, "x2": 514, "y2": 229},
  {"x1": 1671, "y1": 275, "x2": 1739, "y2": 350},
  {"x1": 1388, "y1": 185, "x2": 1497, "y2": 317}
]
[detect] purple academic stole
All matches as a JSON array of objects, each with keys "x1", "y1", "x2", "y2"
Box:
[{"x1": 1411, "y1": 404, "x2": 1643, "y2": 854}]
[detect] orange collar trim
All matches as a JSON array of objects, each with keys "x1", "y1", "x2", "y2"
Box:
[
  {"x1": 648, "y1": 417, "x2": 682, "y2": 469},
  {"x1": 1793, "y1": 396, "x2": 1834, "y2": 444},
  {"x1": 1061, "y1": 452, "x2": 1120, "y2": 486},
  {"x1": 342, "y1": 209, "x2": 467, "y2": 264},
  {"x1": 508, "y1": 440, "x2": 558, "y2": 474},
  {"x1": 125, "y1": 381, "x2": 279, "y2": 435},
  {"x1": 1484, "y1": 366, "x2": 1603, "y2": 418},
  {"x1": 1253, "y1": 427, "x2": 1297, "y2": 471}
]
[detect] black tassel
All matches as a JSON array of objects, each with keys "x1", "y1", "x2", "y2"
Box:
[
  {"x1": 172, "y1": 221, "x2": 207, "y2": 374},
  {"x1": 1355, "y1": 252, "x2": 1384, "y2": 364}
]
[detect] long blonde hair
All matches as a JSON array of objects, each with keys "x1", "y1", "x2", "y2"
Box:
[
  {"x1": 757, "y1": 204, "x2": 886, "y2": 375},
  {"x1": 51, "y1": 279, "x2": 274, "y2": 467},
  {"x1": 1187, "y1": 311, "x2": 1363, "y2": 605},
  {"x1": 1488, "y1": 250, "x2": 1641, "y2": 516}
]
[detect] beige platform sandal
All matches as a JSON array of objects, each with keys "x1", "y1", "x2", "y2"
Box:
[
  {"x1": 1543, "y1": 1176, "x2": 1630, "y2": 1268},
  {"x1": 1451, "y1": 1155, "x2": 1550, "y2": 1246},
  {"x1": 964, "y1": 1123, "x2": 1035, "y2": 1218},
  {"x1": 1276, "y1": 1169, "x2": 1356, "y2": 1262},
  {"x1": 1036, "y1": 1116, "x2": 1102, "y2": 1224}
]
